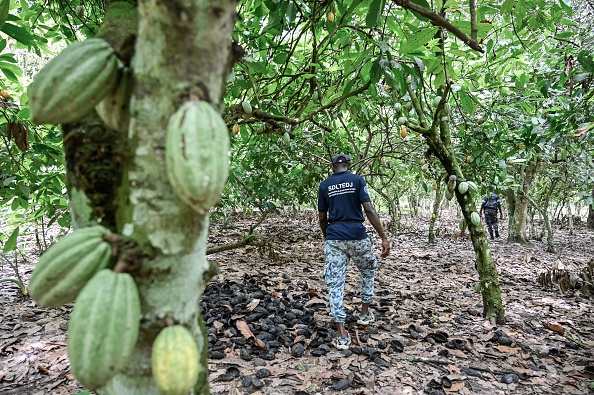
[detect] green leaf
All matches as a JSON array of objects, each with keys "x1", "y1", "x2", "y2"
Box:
[
  {"x1": 577, "y1": 51, "x2": 594, "y2": 73},
  {"x1": 400, "y1": 27, "x2": 439, "y2": 54},
  {"x1": 3, "y1": 226, "x2": 19, "y2": 253},
  {"x1": 408, "y1": 0, "x2": 431, "y2": 22},
  {"x1": 501, "y1": 0, "x2": 514, "y2": 15},
  {"x1": 1, "y1": 67, "x2": 17, "y2": 82},
  {"x1": 17, "y1": 183, "x2": 30, "y2": 198},
  {"x1": 366, "y1": 0, "x2": 385, "y2": 28},
  {"x1": 558, "y1": 0, "x2": 572, "y2": 16},
  {"x1": 460, "y1": 91, "x2": 475, "y2": 115},
  {"x1": 1, "y1": 23, "x2": 35, "y2": 47},
  {"x1": 0, "y1": 0, "x2": 9, "y2": 31},
  {"x1": 554, "y1": 31, "x2": 576, "y2": 40}
]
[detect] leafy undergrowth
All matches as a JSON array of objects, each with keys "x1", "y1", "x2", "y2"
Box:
[{"x1": 0, "y1": 209, "x2": 593, "y2": 395}]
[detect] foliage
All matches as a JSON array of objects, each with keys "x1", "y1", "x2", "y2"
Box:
[{"x1": 1, "y1": 0, "x2": 593, "y2": 254}]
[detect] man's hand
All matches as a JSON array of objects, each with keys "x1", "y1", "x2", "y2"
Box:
[{"x1": 380, "y1": 238, "x2": 390, "y2": 258}]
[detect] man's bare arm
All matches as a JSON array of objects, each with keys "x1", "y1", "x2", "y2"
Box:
[
  {"x1": 362, "y1": 202, "x2": 390, "y2": 257},
  {"x1": 319, "y1": 211, "x2": 328, "y2": 239}
]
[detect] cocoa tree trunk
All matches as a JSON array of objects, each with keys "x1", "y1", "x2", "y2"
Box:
[
  {"x1": 405, "y1": 81, "x2": 505, "y2": 324},
  {"x1": 503, "y1": 188, "x2": 515, "y2": 239},
  {"x1": 586, "y1": 187, "x2": 594, "y2": 230},
  {"x1": 568, "y1": 202, "x2": 575, "y2": 236},
  {"x1": 508, "y1": 161, "x2": 538, "y2": 244},
  {"x1": 428, "y1": 178, "x2": 442, "y2": 244},
  {"x1": 524, "y1": 194, "x2": 556, "y2": 253},
  {"x1": 57, "y1": 1, "x2": 238, "y2": 394}
]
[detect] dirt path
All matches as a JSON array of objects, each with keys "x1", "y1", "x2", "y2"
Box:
[{"x1": 1, "y1": 210, "x2": 593, "y2": 395}]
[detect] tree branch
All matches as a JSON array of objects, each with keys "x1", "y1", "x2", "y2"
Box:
[
  {"x1": 393, "y1": 0, "x2": 483, "y2": 53},
  {"x1": 206, "y1": 234, "x2": 255, "y2": 255},
  {"x1": 469, "y1": 0, "x2": 478, "y2": 42}
]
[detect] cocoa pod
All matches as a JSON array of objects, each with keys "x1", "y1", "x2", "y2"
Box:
[
  {"x1": 28, "y1": 38, "x2": 119, "y2": 125},
  {"x1": 166, "y1": 100, "x2": 230, "y2": 214},
  {"x1": 28, "y1": 225, "x2": 112, "y2": 307},
  {"x1": 95, "y1": 67, "x2": 133, "y2": 132},
  {"x1": 67, "y1": 269, "x2": 141, "y2": 390}
]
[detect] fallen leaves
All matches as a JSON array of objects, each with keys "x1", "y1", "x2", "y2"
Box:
[{"x1": 546, "y1": 322, "x2": 566, "y2": 335}]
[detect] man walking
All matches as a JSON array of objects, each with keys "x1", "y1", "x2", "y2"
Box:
[
  {"x1": 317, "y1": 154, "x2": 390, "y2": 350},
  {"x1": 480, "y1": 191, "x2": 504, "y2": 240}
]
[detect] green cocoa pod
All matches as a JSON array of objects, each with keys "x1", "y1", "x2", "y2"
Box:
[
  {"x1": 28, "y1": 225, "x2": 112, "y2": 307},
  {"x1": 406, "y1": 102, "x2": 413, "y2": 112},
  {"x1": 394, "y1": 103, "x2": 402, "y2": 113},
  {"x1": 470, "y1": 212, "x2": 481, "y2": 226},
  {"x1": 459, "y1": 218, "x2": 467, "y2": 231},
  {"x1": 283, "y1": 131, "x2": 291, "y2": 145},
  {"x1": 152, "y1": 325, "x2": 200, "y2": 395},
  {"x1": 447, "y1": 180, "x2": 456, "y2": 194},
  {"x1": 241, "y1": 101, "x2": 252, "y2": 114},
  {"x1": 95, "y1": 67, "x2": 133, "y2": 132},
  {"x1": 166, "y1": 100, "x2": 230, "y2": 214},
  {"x1": 28, "y1": 38, "x2": 119, "y2": 125},
  {"x1": 467, "y1": 181, "x2": 478, "y2": 193},
  {"x1": 445, "y1": 190, "x2": 454, "y2": 201},
  {"x1": 68, "y1": 269, "x2": 141, "y2": 390},
  {"x1": 433, "y1": 96, "x2": 442, "y2": 107},
  {"x1": 397, "y1": 116, "x2": 407, "y2": 125},
  {"x1": 443, "y1": 103, "x2": 451, "y2": 115},
  {"x1": 458, "y1": 181, "x2": 469, "y2": 194}
]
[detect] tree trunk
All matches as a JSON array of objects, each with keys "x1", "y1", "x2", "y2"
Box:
[
  {"x1": 527, "y1": 207, "x2": 535, "y2": 240},
  {"x1": 57, "y1": 1, "x2": 238, "y2": 394},
  {"x1": 524, "y1": 194, "x2": 556, "y2": 253},
  {"x1": 508, "y1": 161, "x2": 538, "y2": 244},
  {"x1": 406, "y1": 80, "x2": 504, "y2": 324},
  {"x1": 586, "y1": 187, "x2": 594, "y2": 230},
  {"x1": 428, "y1": 178, "x2": 442, "y2": 244},
  {"x1": 503, "y1": 188, "x2": 515, "y2": 239},
  {"x1": 568, "y1": 203, "x2": 575, "y2": 236}
]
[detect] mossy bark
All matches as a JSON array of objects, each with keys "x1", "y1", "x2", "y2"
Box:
[{"x1": 62, "y1": 112, "x2": 128, "y2": 230}]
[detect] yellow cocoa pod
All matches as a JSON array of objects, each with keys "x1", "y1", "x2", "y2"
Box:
[
  {"x1": 327, "y1": 12, "x2": 335, "y2": 23},
  {"x1": 152, "y1": 325, "x2": 200, "y2": 395},
  {"x1": 400, "y1": 126, "x2": 408, "y2": 138},
  {"x1": 0, "y1": 90, "x2": 10, "y2": 99},
  {"x1": 466, "y1": 155, "x2": 471, "y2": 164},
  {"x1": 232, "y1": 123, "x2": 240, "y2": 135}
]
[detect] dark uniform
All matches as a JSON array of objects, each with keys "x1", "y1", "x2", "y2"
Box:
[{"x1": 480, "y1": 192, "x2": 503, "y2": 240}]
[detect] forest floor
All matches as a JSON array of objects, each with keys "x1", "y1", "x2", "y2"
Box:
[{"x1": 0, "y1": 209, "x2": 593, "y2": 395}]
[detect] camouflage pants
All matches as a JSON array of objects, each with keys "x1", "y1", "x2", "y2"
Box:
[
  {"x1": 484, "y1": 209, "x2": 499, "y2": 235},
  {"x1": 323, "y1": 238, "x2": 378, "y2": 323}
]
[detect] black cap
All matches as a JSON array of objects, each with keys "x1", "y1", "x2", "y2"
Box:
[{"x1": 332, "y1": 154, "x2": 351, "y2": 164}]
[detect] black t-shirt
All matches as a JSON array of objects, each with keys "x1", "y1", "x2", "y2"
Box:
[{"x1": 317, "y1": 171, "x2": 371, "y2": 240}]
